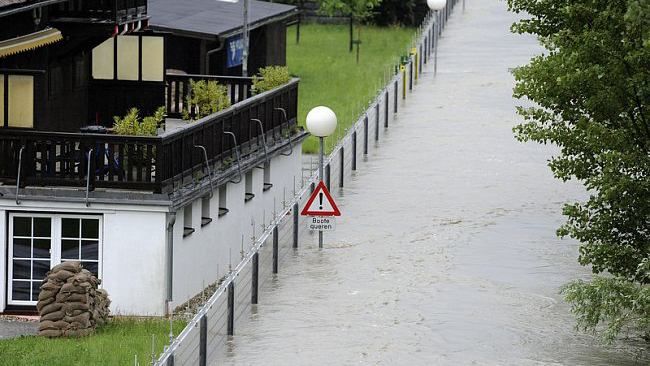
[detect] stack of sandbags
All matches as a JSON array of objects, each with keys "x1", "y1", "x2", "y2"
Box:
[{"x1": 37, "y1": 261, "x2": 111, "y2": 337}]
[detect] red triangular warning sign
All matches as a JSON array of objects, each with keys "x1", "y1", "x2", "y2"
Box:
[{"x1": 301, "y1": 181, "x2": 341, "y2": 216}]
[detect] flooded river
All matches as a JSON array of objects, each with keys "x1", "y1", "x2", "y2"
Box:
[{"x1": 221, "y1": 1, "x2": 649, "y2": 365}]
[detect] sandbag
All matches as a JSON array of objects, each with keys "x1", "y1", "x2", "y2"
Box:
[
  {"x1": 36, "y1": 297, "x2": 55, "y2": 312},
  {"x1": 64, "y1": 312, "x2": 91, "y2": 325},
  {"x1": 38, "y1": 289, "x2": 58, "y2": 301},
  {"x1": 62, "y1": 302, "x2": 89, "y2": 312},
  {"x1": 41, "y1": 310, "x2": 65, "y2": 322},
  {"x1": 37, "y1": 260, "x2": 110, "y2": 338},
  {"x1": 39, "y1": 329, "x2": 63, "y2": 338},
  {"x1": 56, "y1": 292, "x2": 89, "y2": 303},
  {"x1": 60, "y1": 283, "x2": 88, "y2": 295},
  {"x1": 51, "y1": 262, "x2": 82, "y2": 274},
  {"x1": 38, "y1": 320, "x2": 69, "y2": 331},
  {"x1": 40, "y1": 280, "x2": 61, "y2": 292}
]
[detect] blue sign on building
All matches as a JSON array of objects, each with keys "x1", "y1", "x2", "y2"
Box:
[{"x1": 226, "y1": 35, "x2": 244, "y2": 68}]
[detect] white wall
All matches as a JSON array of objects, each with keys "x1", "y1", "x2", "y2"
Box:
[
  {"x1": 0, "y1": 200, "x2": 168, "y2": 316},
  {"x1": 0, "y1": 146, "x2": 303, "y2": 316},
  {"x1": 171, "y1": 147, "x2": 302, "y2": 309},
  {"x1": 0, "y1": 210, "x2": 6, "y2": 313},
  {"x1": 102, "y1": 210, "x2": 167, "y2": 316}
]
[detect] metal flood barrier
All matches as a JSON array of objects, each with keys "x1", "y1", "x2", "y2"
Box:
[{"x1": 155, "y1": 1, "x2": 459, "y2": 364}]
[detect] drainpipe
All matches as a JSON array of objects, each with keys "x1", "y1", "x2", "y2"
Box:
[
  {"x1": 165, "y1": 212, "x2": 176, "y2": 314},
  {"x1": 205, "y1": 38, "x2": 224, "y2": 75}
]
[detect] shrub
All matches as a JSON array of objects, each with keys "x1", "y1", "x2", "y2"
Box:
[
  {"x1": 252, "y1": 66, "x2": 290, "y2": 95},
  {"x1": 182, "y1": 79, "x2": 231, "y2": 121},
  {"x1": 112, "y1": 107, "x2": 164, "y2": 136},
  {"x1": 371, "y1": 0, "x2": 428, "y2": 26}
]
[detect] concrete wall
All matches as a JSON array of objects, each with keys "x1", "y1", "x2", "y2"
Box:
[
  {"x1": 0, "y1": 143, "x2": 302, "y2": 316},
  {"x1": 171, "y1": 147, "x2": 302, "y2": 308},
  {"x1": 0, "y1": 201, "x2": 168, "y2": 315}
]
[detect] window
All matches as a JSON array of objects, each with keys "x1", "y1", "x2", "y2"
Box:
[
  {"x1": 7, "y1": 214, "x2": 102, "y2": 306},
  {"x1": 92, "y1": 35, "x2": 164, "y2": 82},
  {"x1": 263, "y1": 161, "x2": 272, "y2": 192},
  {"x1": 60, "y1": 218, "x2": 100, "y2": 275},
  {"x1": 0, "y1": 74, "x2": 34, "y2": 128},
  {"x1": 117, "y1": 36, "x2": 139, "y2": 80},
  {"x1": 218, "y1": 185, "x2": 228, "y2": 217},
  {"x1": 245, "y1": 171, "x2": 254, "y2": 202},
  {"x1": 183, "y1": 205, "x2": 194, "y2": 238},
  {"x1": 201, "y1": 196, "x2": 212, "y2": 227}
]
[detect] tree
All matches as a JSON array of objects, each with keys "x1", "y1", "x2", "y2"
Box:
[
  {"x1": 317, "y1": 0, "x2": 381, "y2": 52},
  {"x1": 507, "y1": 0, "x2": 650, "y2": 342}
]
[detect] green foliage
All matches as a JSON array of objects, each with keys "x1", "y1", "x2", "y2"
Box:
[
  {"x1": 372, "y1": 0, "x2": 429, "y2": 27},
  {"x1": 507, "y1": 0, "x2": 650, "y2": 341},
  {"x1": 252, "y1": 66, "x2": 291, "y2": 95},
  {"x1": 286, "y1": 24, "x2": 414, "y2": 153},
  {"x1": 113, "y1": 107, "x2": 165, "y2": 136},
  {"x1": 182, "y1": 79, "x2": 231, "y2": 121},
  {"x1": 317, "y1": 0, "x2": 381, "y2": 21}
]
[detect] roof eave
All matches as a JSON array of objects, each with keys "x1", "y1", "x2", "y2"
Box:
[{"x1": 150, "y1": 8, "x2": 299, "y2": 41}]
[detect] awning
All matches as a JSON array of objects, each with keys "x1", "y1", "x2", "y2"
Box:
[{"x1": 0, "y1": 27, "x2": 63, "y2": 58}]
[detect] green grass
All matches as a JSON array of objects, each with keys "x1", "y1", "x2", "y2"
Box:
[
  {"x1": 0, "y1": 317, "x2": 186, "y2": 366},
  {"x1": 287, "y1": 24, "x2": 415, "y2": 153}
]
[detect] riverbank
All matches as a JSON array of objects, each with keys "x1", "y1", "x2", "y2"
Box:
[
  {"x1": 0, "y1": 318, "x2": 186, "y2": 365},
  {"x1": 287, "y1": 24, "x2": 414, "y2": 153}
]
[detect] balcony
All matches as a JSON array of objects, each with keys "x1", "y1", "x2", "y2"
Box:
[
  {"x1": 52, "y1": 0, "x2": 148, "y2": 25},
  {"x1": 0, "y1": 77, "x2": 300, "y2": 194}
]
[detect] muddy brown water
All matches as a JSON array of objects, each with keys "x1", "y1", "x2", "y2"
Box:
[{"x1": 217, "y1": 1, "x2": 649, "y2": 365}]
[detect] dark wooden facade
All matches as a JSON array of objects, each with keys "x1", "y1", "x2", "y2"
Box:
[{"x1": 0, "y1": 0, "x2": 153, "y2": 131}]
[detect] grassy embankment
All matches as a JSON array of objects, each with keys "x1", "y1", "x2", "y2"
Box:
[
  {"x1": 287, "y1": 24, "x2": 414, "y2": 153},
  {"x1": 0, "y1": 318, "x2": 186, "y2": 366}
]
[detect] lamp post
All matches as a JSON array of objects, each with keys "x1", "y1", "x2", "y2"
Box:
[
  {"x1": 305, "y1": 106, "x2": 337, "y2": 248},
  {"x1": 427, "y1": 0, "x2": 445, "y2": 76},
  {"x1": 220, "y1": 0, "x2": 250, "y2": 77}
]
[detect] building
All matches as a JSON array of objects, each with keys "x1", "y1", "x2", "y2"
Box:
[{"x1": 0, "y1": 0, "x2": 306, "y2": 316}]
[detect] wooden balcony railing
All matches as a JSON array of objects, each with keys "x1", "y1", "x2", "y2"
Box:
[
  {"x1": 0, "y1": 79, "x2": 299, "y2": 194},
  {"x1": 54, "y1": 0, "x2": 147, "y2": 23},
  {"x1": 166, "y1": 74, "x2": 255, "y2": 119}
]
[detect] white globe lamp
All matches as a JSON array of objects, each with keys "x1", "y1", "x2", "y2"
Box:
[
  {"x1": 306, "y1": 106, "x2": 337, "y2": 137},
  {"x1": 305, "y1": 105, "x2": 337, "y2": 249},
  {"x1": 427, "y1": 0, "x2": 445, "y2": 10}
]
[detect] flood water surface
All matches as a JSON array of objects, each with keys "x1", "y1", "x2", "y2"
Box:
[{"x1": 220, "y1": 1, "x2": 649, "y2": 365}]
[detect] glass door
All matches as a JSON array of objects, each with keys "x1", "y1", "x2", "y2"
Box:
[{"x1": 8, "y1": 214, "x2": 52, "y2": 305}]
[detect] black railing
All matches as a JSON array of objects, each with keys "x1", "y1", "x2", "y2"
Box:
[
  {"x1": 0, "y1": 79, "x2": 299, "y2": 194},
  {"x1": 54, "y1": 0, "x2": 147, "y2": 23},
  {"x1": 166, "y1": 74, "x2": 255, "y2": 119}
]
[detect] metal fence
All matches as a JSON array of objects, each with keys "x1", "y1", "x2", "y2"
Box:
[{"x1": 155, "y1": 1, "x2": 458, "y2": 364}]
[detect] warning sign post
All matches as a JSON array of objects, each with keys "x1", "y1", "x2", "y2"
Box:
[
  {"x1": 301, "y1": 181, "x2": 340, "y2": 238},
  {"x1": 301, "y1": 181, "x2": 341, "y2": 217}
]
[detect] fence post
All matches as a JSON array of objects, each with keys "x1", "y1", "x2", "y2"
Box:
[
  {"x1": 339, "y1": 147, "x2": 344, "y2": 187},
  {"x1": 352, "y1": 131, "x2": 357, "y2": 171},
  {"x1": 394, "y1": 80, "x2": 399, "y2": 111},
  {"x1": 325, "y1": 163, "x2": 330, "y2": 190},
  {"x1": 199, "y1": 314, "x2": 207, "y2": 366},
  {"x1": 375, "y1": 103, "x2": 380, "y2": 141},
  {"x1": 363, "y1": 116, "x2": 368, "y2": 155},
  {"x1": 252, "y1": 252, "x2": 259, "y2": 304},
  {"x1": 272, "y1": 226, "x2": 279, "y2": 273},
  {"x1": 227, "y1": 282, "x2": 234, "y2": 336},
  {"x1": 384, "y1": 92, "x2": 389, "y2": 128},
  {"x1": 292, "y1": 202, "x2": 299, "y2": 249},
  {"x1": 409, "y1": 62, "x2": 413, "y2": 91}
]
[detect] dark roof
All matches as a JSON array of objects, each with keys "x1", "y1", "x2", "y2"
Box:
[{"x1": 148, "y1": 0, "x2": 297, "y2": 39}]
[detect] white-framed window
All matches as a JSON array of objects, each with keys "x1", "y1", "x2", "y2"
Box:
[{"x1": 7, "y1": 213, "x2": 102, "y2": 306}]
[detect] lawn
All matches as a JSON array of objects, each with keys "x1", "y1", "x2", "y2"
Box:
[
  {"x1": 287, "y1": 24, "x2": 415, "y2": 153},
  {"x1": 0, "y1": 317, "x2": 186, "y2": 366}
]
